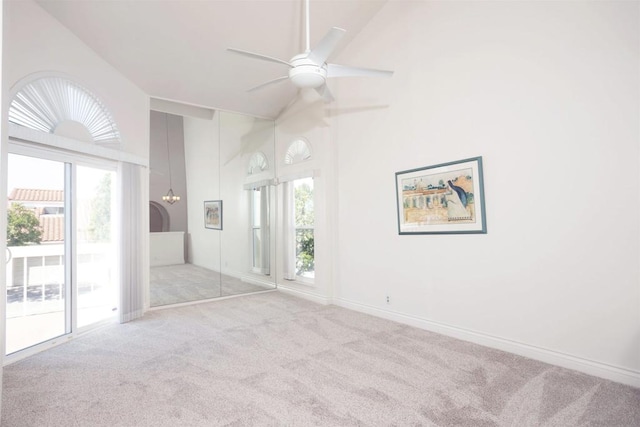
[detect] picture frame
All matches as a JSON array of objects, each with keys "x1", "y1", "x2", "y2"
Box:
[
  {"x1": 204, "y1": 200, "x2": 223, "y2": 230},
  {"x1": 395, "y1": 156, "x2": 486, "y2": 235}
]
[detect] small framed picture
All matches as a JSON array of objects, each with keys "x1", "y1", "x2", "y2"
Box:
[
  {"x1": 204, "y1": 200, "x2": 223, "y2": 230},
  {"x1": 395, "y1": 157, "x2": 486, "y2": 235}
]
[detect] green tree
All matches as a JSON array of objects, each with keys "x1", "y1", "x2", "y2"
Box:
[
  {"x1": 7, "y1": 203, "x2": 42, "y2": 246},
  {"x1": 88, "y1": 174, "x2": 112, "y2": 242},
  {"x1": 296, "y1": 231, "x2": 314, "y2": 275},
  {"x1": 295, "y1": 182, "x2": 314, "y2": 226}
]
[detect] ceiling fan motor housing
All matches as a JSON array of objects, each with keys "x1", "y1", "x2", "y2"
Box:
[{"x1": 289, "y1": 54, "x2": 327, "y2": 88}]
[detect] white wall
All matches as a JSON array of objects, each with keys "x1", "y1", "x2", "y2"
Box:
[
  {"x1": 321, "y1": 0, "x2": 639, "y2": 386},
  {"x1": 184, "y1": 115, "x2": 221, "y2": 271}
]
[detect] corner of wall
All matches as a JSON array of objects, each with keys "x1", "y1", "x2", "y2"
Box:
[{"x1": 277, "y1": 284, "x2": 332, "y2": 306}]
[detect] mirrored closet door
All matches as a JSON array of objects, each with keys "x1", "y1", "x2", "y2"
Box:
[{"x1": 149, "y1": 108, "x2": 276, "y2": 307}]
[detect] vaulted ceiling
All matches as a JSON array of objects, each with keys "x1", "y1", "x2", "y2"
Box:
[{"x1": 36, "y1": 0, "x2": 389, "y2": 119}]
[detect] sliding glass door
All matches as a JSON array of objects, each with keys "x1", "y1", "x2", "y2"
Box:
[
  {"x1": 5, "y1": 150, "x2": 118, "y2": 355},
  {"x1": 6, "y1": 154, "x2": 68, "y2": 354}
]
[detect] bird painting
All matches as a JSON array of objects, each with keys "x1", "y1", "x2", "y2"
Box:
[{"x1": 447, "y1": 180, "x2": 467, "y2": 208}]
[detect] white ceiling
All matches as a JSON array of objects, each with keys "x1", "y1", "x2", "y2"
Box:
[{"x1": 35, "y1": 0, "x2": 389, "y2": 119}]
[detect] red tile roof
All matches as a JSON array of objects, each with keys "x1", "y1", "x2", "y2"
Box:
[
  {"x1": 9, "y1": 188, "x2": 63, "y2": 202},
  {"x1": 39, "y1": 215, "x2": 64, "y2": 242}
]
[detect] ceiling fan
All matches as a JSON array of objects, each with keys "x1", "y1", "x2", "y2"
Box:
[{"x1": 227, "y1": 0, "x2": 393, "y2": 103}]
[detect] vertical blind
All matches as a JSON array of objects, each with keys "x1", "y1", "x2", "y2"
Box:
[{"x1": 118, "y1": 162, "x2": 146, "y2": 322}]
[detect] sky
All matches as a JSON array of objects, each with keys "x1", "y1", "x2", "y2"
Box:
[
  {"x1": 7, "y1": 153, "x2": 110, "y2": 196},
  {"x1": 7, "y1": 154, "x2": 64, "y2": 192}
]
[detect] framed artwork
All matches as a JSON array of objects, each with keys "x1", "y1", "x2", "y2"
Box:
[
  {"x1": 395, "y1": 156, "x2": 486, "y2": 235},
  {"x1": 204, "y1": 200, "x2": 223, "y2": 230}
]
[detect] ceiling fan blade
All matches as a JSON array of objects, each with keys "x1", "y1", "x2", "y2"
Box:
[
  {"x1": 327, "y1": 63, "x2": 394, "y2": 78},
  {"x1": 307, "y1": 27, "x2": 346, "y2": 65},
  {"x1": 315, "y1": 84, "x2": 334, "y2": 103},
  {"x1": 227, "y1": 48, "x2": 292, "y2": 67},
  {"x1": 248, "y1": 76, "x2": 290, "y2": 92}
]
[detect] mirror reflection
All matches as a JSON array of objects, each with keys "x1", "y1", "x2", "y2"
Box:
[
  {"x1": 149, "y1": 109, "x2": 276, "y2": 307},
  {"x1": 220, "y1": 111, "x2": 276, "y2": 295}
]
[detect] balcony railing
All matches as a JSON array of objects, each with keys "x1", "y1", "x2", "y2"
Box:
[{"x1": 6, "y1": 242, "x2": 115, "y2": 319}]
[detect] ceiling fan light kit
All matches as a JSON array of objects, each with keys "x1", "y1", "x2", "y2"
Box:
[
  {"x1": 289, "y1": 56, "x2": 327, "y2": 89},
  {"x1": 227, "y1": 0, "x2": 393, "y2": 103}
]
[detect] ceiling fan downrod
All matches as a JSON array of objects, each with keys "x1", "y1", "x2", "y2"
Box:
[{"x1": 305, "y1": 0, "x2": 311, "y2": 53}]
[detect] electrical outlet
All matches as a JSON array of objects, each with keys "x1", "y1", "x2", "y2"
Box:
[{"x1": 386, "y1": 295, "x2": 390, "y2": 304}]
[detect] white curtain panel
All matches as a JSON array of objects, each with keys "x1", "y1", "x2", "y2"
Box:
[
  {"x1": 118, "y1": 162, "x2": 145, "y2": 323},
  {"x1": 259, "y1": 186, "x2": 270, "y2": 275},
  {"x1": 282, "y1": 181, "x2": 296, "y2": 280}
]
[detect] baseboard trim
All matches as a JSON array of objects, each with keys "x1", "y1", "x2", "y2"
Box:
[
  {"x1": 334, "y1": 297, "x2": 640, "y2": 389},
  {"x1": 241, "y1": 274, "x2": 277, "y2": 289},
  {"x1": 277, "y1": 284, "x2": 332, "y2": 305}
]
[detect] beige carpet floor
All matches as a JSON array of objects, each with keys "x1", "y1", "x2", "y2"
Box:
[{"x1": 2, "y1": 292, "x2": 639, "y2": 426}]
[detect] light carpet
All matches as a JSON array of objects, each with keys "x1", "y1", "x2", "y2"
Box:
[
  {"x1": 2, "y1": 292, "x2": 639, "y2": 426},
  {"x1": 150, "y1": 264, "x2": 271, "y2": 307}
]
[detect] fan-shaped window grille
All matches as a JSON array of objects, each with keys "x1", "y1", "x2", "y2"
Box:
[
  {"x1": 284, "y1": 139, "x2": 312, "y2": 165},
  {"x1": 9, "y1": 77, "x2": 121, "y2": 143},
  {"x1": 248, "y1": 152, "x2": 269, "y2": 175}
]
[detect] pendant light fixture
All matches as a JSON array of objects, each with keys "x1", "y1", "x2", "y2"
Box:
[{"x1": 162, "y1": 112, "x2": 180, "y2": 205}]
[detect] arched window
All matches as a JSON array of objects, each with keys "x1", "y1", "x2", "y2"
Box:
[
  {"x1": 247, "y1": 151, "x2": 269, "y2": 175},
  {"x1": 9, "y1": 77, "x2": 121, "y2": 144},
  {"x1": 284, "y1": 138, "x2": 312, "y2": 165}
]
